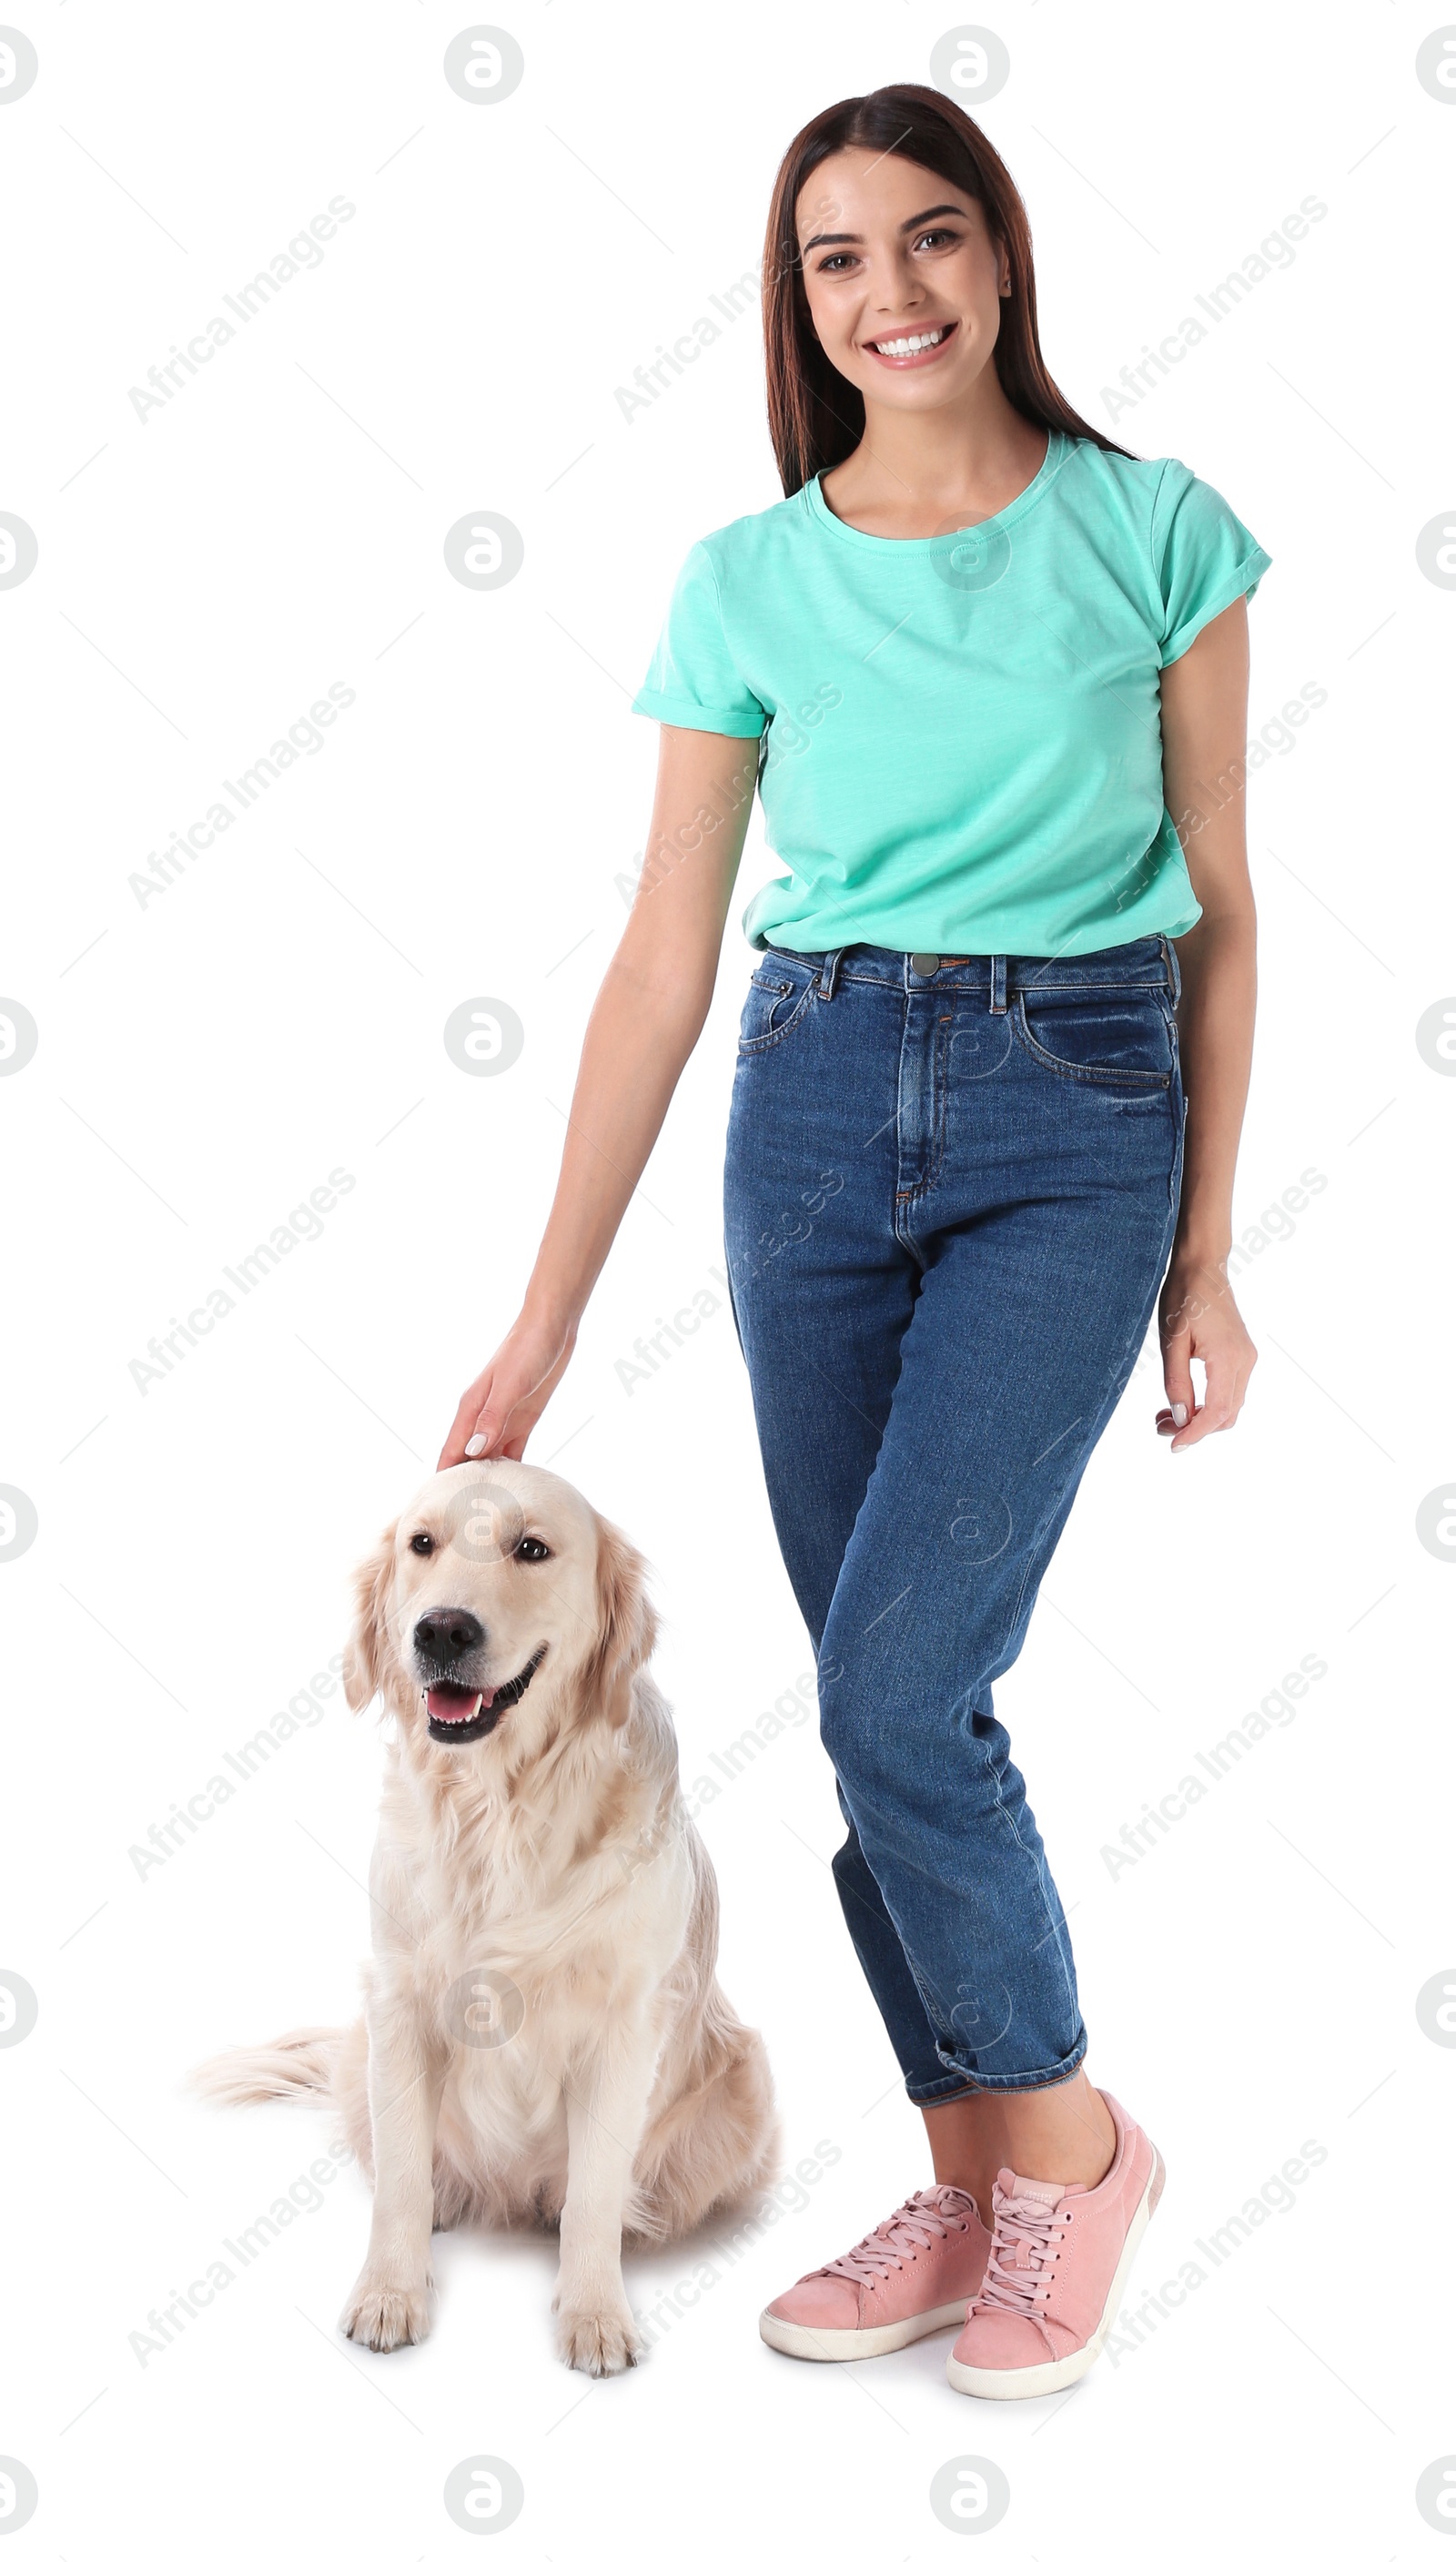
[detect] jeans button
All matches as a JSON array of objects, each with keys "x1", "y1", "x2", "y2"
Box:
[{"x1": 909, "y1": 952, "x2": 940, "y2": 977}]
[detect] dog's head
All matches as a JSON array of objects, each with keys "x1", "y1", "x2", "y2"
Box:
[{"x1": 342, "y1": 1461, "x2": 656, "y2": 1756}]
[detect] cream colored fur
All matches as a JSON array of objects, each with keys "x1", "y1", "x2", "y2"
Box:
[{"x1": 193, "y1": 1461, "x2": 778, "y2": 2375}]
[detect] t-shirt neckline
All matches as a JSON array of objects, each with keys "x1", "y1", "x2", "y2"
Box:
[{"x1": 804, "y1": 428, "x2": 1070, "y2": 552}]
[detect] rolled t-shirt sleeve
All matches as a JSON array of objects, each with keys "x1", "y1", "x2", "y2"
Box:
[
  {"x1": 632, "y1": 540, "x2": 768, "y2": 736},
  {"x1": 1152, "y1": 462, "x2": 1272, "y2": 667}
]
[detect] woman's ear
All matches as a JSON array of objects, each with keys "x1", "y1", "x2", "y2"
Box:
[
  {"x1": 341, "y1": 1519, "x2": 399, "y2": 1712},
  {"x1": 581, "y1": 1516, "x2": 658, "y2": 1730}
]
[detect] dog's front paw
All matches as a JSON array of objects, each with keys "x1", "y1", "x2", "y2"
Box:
[
  {"x1": 340, "y1": 2264, "x2": 435, "y2": 2353},
  {"x1": 555, "y1": 2301, "x2": 642, "y2": 2376}
]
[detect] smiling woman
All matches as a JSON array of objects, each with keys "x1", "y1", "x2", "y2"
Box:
[
  {"x1": 440, "y1": 76, "x2": 1270, "y2": 2409},
  {"x1": 761, "y1": 98, "x2": 1118, "y2": 496}
]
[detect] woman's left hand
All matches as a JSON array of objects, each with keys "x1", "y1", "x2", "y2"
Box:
[{"x1": 1157, "y1": 1254, "x2": 1258, "y2": 1452}]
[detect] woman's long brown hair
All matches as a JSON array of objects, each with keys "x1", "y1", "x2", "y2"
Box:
[{"x1": 763, "y1": 84, "x2": 1131, "y2": 497}]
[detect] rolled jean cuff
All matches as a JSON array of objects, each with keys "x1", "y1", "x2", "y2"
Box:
[{"x1": 907, "y1": 2024, "x2": 1088, "y2": 2106}]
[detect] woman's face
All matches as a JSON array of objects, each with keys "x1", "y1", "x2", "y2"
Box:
[{"x1": 794, "y1": 148, "x2": 1008, "y2": 414}]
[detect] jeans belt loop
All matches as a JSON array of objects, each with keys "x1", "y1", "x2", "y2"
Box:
[
  {"x1": 990, "y1": 954, "x2": 1007, "y2": 1014},
  {"x1": 817, "y1": 947, "x2": 846, "y2": 1001}
]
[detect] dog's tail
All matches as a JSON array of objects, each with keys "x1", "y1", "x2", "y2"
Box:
[{"x1": 189, "y1": 2023, "x2": 343, "y2": 2108}]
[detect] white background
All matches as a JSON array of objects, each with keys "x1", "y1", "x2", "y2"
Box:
[{"x1": 3, "y1": 1, "x2": 1453, "y2": 2554}]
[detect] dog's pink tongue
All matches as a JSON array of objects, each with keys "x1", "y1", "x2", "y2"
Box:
[{"x1": 426, "y1": 1686, "x2": 488, "y2": 1723}]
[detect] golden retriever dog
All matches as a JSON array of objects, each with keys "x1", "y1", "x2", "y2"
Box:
[{"x1": 194, "y1": 1460, "x2": 777, "y2": 2375}]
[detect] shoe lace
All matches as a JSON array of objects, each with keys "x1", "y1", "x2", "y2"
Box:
[
  {"x1": 824, "y1": 2187, "x2": 973, "y2": 2286},
  {"x1": 977, "y1": 2190, "x2": 1069, "y2": 2316}
]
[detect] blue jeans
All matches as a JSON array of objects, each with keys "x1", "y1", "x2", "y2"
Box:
[{"x1": 723, "y1": 935, "x2": 1185, "y2": 2100}]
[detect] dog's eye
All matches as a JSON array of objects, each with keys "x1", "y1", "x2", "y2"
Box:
[
  {"x1": 409, "y1": 1533, "x2": 435, "y2": 1556},
  {"x1": 515, "y1": 1536, "x2": 551, "y2": 1565}
]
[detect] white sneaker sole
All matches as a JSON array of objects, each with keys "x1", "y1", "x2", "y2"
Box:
[
  {"x1": 945, "y1": 2147, "x2": 1165, "y2": 2401},
  {"x1": 761, "y1": 2295, "x2": 974, "y2": 2364}
]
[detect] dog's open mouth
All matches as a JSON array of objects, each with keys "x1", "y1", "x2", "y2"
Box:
[{"x1": 423, "y1": 1646, "x2": 547, "y2": 1744}]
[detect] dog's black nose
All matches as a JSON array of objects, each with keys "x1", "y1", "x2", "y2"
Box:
[{"x1": 415, "y1": 1608, "x2": 485, "y2": 1663}]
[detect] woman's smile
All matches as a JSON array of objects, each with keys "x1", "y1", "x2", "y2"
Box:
[{"x1": 861, "y1": 319, "x2": 959, "y2": 368}]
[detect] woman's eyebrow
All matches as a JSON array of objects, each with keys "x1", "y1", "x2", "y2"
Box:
[{"x1": 799, "y1": 204, "x2": 970, "y2": 255}]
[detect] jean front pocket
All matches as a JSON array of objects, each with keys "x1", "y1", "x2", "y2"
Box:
[
  {"x1": 736, "y1": 967, "x2": 817, "y2": 1058},
  {"x1": 1011, "y1": 987, "x2": 1174, "y2": 1089}
]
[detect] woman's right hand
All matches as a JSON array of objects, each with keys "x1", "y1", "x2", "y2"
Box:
[{"x1": 437, "y1": 1312, "x2": 577, "y2": 1469}]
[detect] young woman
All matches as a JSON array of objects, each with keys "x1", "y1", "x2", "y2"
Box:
[{"x1": 440, "y1": 84, "x2": 1268, "y2": 2400}]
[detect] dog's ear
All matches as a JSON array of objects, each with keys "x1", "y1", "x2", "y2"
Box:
[
  {"x1": 580, "y1": 1516, "x2": 658, "y2": 1730},
  {"x1": 342, "y1": 1519, "x2": 399, "y2": 1712}
]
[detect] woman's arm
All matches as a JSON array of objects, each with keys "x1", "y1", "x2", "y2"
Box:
[
  {"x1": 438, "y1": 725, "x2": 760, "y2": 1465},
  {"x1": 1157, "y1": 598, "x2": 1259, "y2": 1453}
]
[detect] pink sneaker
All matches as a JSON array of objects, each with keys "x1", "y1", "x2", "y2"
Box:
[
  {"x1": 761, "y1": 2186, "x2": 990, "y2": 2363},
  {"x1": 946, "y1": 2089, "x2": 1165, "y2": 2399}
]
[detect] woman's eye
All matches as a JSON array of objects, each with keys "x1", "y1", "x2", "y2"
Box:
[
  {"x1": 515, "y1": 1537, "x2": 551, "y2": 1565},
  {"x1": 816, "y1": 252, "x2": 854, "y2": 274},
  {"x1": 410, "y1": 1533, "x2": 434, "y2": 1555},
  {"x1": 914, "y1": 228, "x2": 958, "y2": 251}
]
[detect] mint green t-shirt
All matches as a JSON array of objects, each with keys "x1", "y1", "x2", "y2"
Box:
[{"x1": 632, "y1": 431, "x2": 1270, "y2": 957}]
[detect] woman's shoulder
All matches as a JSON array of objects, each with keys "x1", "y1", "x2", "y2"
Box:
[
  {"x1": 1063, "y1": 434, "x2": 1190, "y2": 498},
  {"x1": 1059, "y1": 437, "x2": 1269, "y2": 635},
  {"x1": 1061, "y1": 435, "x2": 1231, "y2": 526},
  {"x1": 688, "y1": 483, "x2": 816, "y2": 575}
]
